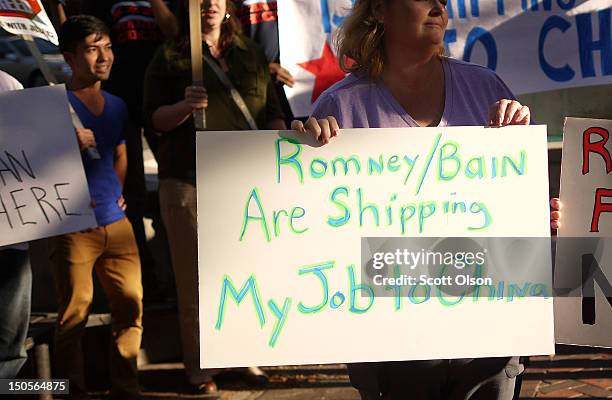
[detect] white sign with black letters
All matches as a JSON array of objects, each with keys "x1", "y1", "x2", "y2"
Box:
[{"x1": 0, "y1": 85, "x2": 96, "y2": 247}]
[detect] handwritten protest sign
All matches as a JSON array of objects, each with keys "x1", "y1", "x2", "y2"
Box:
[
  {"x1": 0, "y1": 85, "x2": 96, "y2": 247},
  {"x1": 197, "y1": 126, "x2": 554, "y2": 368},
  {"x1": 555, "y1": 117, "x2": 612, "y2": 348},
  {"x1": 0, "y1": 0, "x2": 58, "y2": 44},
  {"x1": 279, "y1": 0, "x2": 611, "y2": 116}
]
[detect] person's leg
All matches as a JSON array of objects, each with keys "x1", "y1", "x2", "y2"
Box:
[
  {"x1": 348, "y1": 360, "x2": 447, "y2": 400},
  {"x1": 381, "y1": 360, "x2": 446, "y2": 400},
  {"x1": 49, "y1": 231, "x2": 104, "y2": 399},
  {"x1": 446, "y1": 357, "x2": 523, "y2": 400},
  {"x1": 0, "y1": 249, "x2": 31, "y2": 379},
  {"x1": 123, "y1": 120, "x2": 162, "y2": 303},
  {"x1": 347, "y1": 362, "x2": 382, "y2": 400},
  {"x1": 159, "y1": 179, "x2": 216, "y2": 387},
  {"x1": 94, "y1": 218, "x2": 143, "y2": 400}
]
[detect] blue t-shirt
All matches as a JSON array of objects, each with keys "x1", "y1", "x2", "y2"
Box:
[{"x1": 68, "y1": 90, "x2": 128, "y2": 226}]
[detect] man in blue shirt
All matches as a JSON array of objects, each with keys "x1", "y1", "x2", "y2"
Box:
[{"x1": 49, "y1": 15, "x2": 142, "y2": 400}]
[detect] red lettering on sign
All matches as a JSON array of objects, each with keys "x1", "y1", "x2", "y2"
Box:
[
  {"x1": 583, "y1": 127, "x2": 611, "y2": 175},
  {"x1": 0, "y1": 0, "x2": 40, "y2": 19},
  {"x1": 591, "y1": 188, "x2": 612, "y2": 232},
  {"x1": 238, "y1": 1, "x2": 278, "y2": 26}
]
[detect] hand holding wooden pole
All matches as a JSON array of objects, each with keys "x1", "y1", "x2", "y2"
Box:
[{"x1": 188, "y1": 0, "x2": 206, "y2": 130}]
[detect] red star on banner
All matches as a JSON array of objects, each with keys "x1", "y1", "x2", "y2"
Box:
[{"x1": 298, "y1": 41, "x2": 346, "y2": 104}]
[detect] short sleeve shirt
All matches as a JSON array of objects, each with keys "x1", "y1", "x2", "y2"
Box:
[
  {"x1": 0, "y1": 70, "x2": 23, "y2": 91},
  {"x1": 311, "y1": 58, "x2": 516, "y2": 128},
  {"x1": 68, "y1": 90, "x2": 128, "y2": 226}
]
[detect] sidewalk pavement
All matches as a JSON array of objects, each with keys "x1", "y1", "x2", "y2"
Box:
[
  {"x1": 85, "y1": 347, "x2": 611, "y2": 399},
  {"x1": 519, "y1": 346, "x2": 612, "y2": 399}
]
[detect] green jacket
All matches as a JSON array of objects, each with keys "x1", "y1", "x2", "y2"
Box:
[{"x1": 143, "y1": 34, "x2": 284, "y2": 182}]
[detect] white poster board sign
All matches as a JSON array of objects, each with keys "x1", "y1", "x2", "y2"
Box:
[
  {"x1": 0, "y1": 0, "x2": 58, "y2": 44},
  {"x1": 555, "y1": 117, "x2": 612, "y2": 348},
  {"x1": 279, "y1": 0, "x2": 612, "y2": 117},
  {"x1": 197, "y1": 126, "x2": 555, "y2": 368},
  {"x1": 0, "y1": 85, "x2": 96, "y2": 246}
]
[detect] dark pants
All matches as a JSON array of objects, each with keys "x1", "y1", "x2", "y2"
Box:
[
  {"x1": 0, "y1": 249, "x2": 31, "y2": 379},
  {"x1": 349, "y1": 356, "x2": 523, "y2": 400},
  {"x1": 123, "y1": 119, "x2": 161, "y2": 301}
]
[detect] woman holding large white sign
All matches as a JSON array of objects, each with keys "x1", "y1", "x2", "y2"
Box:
[{"x1": 292, "y1": 0, "x2": 532, "y2": 399}]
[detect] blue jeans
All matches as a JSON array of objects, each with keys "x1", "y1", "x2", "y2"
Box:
[{"x1": 0, "y1": 249, "x2": 31, "y2": 379}]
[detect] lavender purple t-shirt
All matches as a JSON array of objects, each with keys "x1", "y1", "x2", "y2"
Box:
[{"x1": 311, "y1": 57, "x2": 516, "y2": 128}]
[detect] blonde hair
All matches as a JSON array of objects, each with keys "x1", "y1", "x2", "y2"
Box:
[
  {"x1": 336, "y1": 0, "x2": 445, "y2": 80},
  {"x1": 336, "y1": 0, "x2": 386, "y2": 80}
]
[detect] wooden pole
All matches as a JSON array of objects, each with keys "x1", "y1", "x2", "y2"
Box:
[
  {"x1": 22, "y1": 34, "x2": 57, "y2": 84},
  {"x1": 188, "y1": 0, "x2": 206, "y2": 130}
]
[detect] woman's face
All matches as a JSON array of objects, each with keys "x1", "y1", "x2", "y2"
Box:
[
  {"x1": 380, "y1": 0, "x2": 448, "y2": 51},
  {"x1": 200, "y1": 0, "x2": 227, "y2": 31}
]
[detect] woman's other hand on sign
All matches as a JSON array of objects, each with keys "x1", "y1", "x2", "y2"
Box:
[
  {"x1": 76, "y1": 128, "x2": 97, "y2": 151},
  {"x1": 270, "y1": 63, "x2": 295, "y2": 87},
  {"x1": 184, "y1": 85, "x2": 208, "y2": 110},
  {"x1": 291, "y1": 116, "x2": 340, "y2": 145},
  {"x1": 488, "y1": 99, "x2": 530, "y2": 127},
  {"x1": 550, "y1": 197, "x2": 562, "y2": 230}
]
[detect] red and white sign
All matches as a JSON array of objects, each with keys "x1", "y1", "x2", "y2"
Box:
[
  {"x1": 278, "y1": 0, "x2": 352, "y2": 117},
  {"x1": 555, "y1": 117, "x2": 612, "y2": 348},
  {"x1": 0, "y1": 0, "x2": 58, "y2": 44}
]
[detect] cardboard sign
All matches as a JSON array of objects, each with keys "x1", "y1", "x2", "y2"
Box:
[
  {"x1": 197, "y1": 126, "x2": 555, "y2": 368},
  {"x1": 279, "y1": 0, "x2": 612, "y2": 116},
  {"x1": 0, "y1": 85, "x2": 96, "y2": 246},
  {"x1": 555, "y1": 117, "x2": 612, "y2": 348},
  {"x1": 0, "y1": 0, "x2": 58, "y2": 44}
]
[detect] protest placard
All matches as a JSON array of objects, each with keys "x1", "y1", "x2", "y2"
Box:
[
  {"x1": 279, "y1": 0, "x2": 611, "y2": 116},
  {"x1": 0, "y1": 0, "x2": 58, "y2": 45},
  {"x1": 555, "y1": 117, "x2": 612, "y2": 348},
  {"x1": 197, "y1": 125, "x2": 555, "y2": 367},
  {"x1": 0, "y1": 85, "x2": 96, "y2": 247}
]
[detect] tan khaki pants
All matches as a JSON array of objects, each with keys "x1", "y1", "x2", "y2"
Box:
[
  {"x1": 49, "y1": 217, "x2": 142, "y2": 399},
  {"x1": 159, "y1": 178, "x2": 216, "y2": 384}
]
